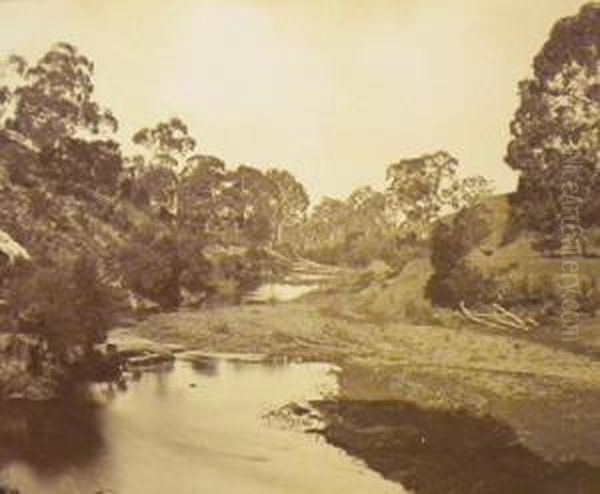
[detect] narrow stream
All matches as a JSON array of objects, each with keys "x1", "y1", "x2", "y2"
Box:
[{"x1": 0, "y1": 359, "x2": 406, "y2": 494}]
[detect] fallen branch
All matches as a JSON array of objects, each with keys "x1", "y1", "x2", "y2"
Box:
[
  {"x1": 492, "y1": 303, "x2": 530, "y2": 328},
  {"x1": 459, "y1": 301, "x2": 537, "y2": 332},
  {"x1": 459, "y1": 301, "x2": 512, "y2": 331}
]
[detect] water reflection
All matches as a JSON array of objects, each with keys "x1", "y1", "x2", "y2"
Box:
[
  {"x1": 0, "y1": 399, "x2": 104, "y2": 475},
  {"x1": 0, "y1": 360, "x2": 403, "y2": 494},
  {"x1": 189, "y1": 358, "x2": 218, "y2": 376}
]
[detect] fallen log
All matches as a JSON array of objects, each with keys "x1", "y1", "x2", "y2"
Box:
[
  {"x1": 459, "y1": 301, "x2": 537, "y2": 332},
  {"x1": 459, "y1": 301, "x2": 512, "y2": 331}
]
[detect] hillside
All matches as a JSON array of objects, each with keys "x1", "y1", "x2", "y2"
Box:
[
  {"x1": 299, "y1": 193, "x2": 600, "y2": 357},
  {"x1": 0, "y1": 133, "x2": 149, "y2": 271}
]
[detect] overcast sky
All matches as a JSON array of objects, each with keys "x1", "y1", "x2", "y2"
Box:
[{"x1": 0, "y1": 0, "x2": 588, "y2": 201}]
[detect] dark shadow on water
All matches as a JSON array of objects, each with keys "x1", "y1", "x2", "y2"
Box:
[
  {"x1": 0, "y1": 398, "x2": 105, "y2": 477},
  {"x1": 313, "y1": 400, "x2": 600, "y2": 494}
]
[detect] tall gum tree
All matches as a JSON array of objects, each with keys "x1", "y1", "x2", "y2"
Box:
[
  {"x1": 505, "y1": 3, "x2": 600, "y2": 236},
  {"x1": 131, "y1": 118, "x2": 197, "y2": 217},
  {"x1": 4, "y1": 43, "x2": 117, "y2": 150}
]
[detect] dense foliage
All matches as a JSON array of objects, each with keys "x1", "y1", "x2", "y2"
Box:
[
  {"x1": 6, "y1": 256, "x2": 120, "y2": 352},
  {"x1": 506, "y1": 3, "x2": 600, "y2": 241},
  {"x1": 291, "y1": 161, "x2": 492, "y2": 268},
  {"x1": 425, "y1": 206, "x2": 495, "y2": 308}
]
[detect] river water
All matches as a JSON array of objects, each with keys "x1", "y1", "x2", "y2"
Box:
[{"x1": 0, "y1": 359, "x2": 406, "y2": 494}]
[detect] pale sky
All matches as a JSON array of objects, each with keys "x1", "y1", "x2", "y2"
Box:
[{"x1": 0, "y1": 0, "x2": 588, "y2": 202}]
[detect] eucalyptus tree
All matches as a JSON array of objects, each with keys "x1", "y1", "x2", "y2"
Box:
[
  {"x1": 4, "y1": 43, "x2": 117, "y2": 149},
  {"x1": 265, "y1": 168, "x2": 309, "y2": 244},
  {"x1": 386, "y1": 151, "x2": 493, "y2": 239},
  {"x1": 506, "y1": 3, "x2": 600, "y2": 233},
  {"x1": 131, "y1": 118, "x2": 197, "y2": 216}
]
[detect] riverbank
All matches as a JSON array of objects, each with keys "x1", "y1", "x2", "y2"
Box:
[{"x1": 125, "y1": 294, "x2": 600, "y2": 468}]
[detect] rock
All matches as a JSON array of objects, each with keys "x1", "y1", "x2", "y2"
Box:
[
  {"x1": 264, "y1": 401, "x2": 325, "y2": 432},
  {"x1": 180, "y1": 288, "x2": 206, "y2": 308},
  {"x1": 126, "y1": 291, "x2": 161, "y2": 314},
  {"x1": 103, "y1": 330, "x2": 174, "y2": 357},
  {"x1": 0, "y1": 229, "x2": 30, "y2": 264},
  {"x1": 100, "y1": 330, "x2": 177, "y2": 370},
  {"x1": 178, "y1": 350, "x2": 268, "y2": 364},
  {"x1": 127, "y1": 352, "x2": 174, "y2": 367}
]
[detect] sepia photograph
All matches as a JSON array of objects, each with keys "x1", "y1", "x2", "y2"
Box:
[{"x1": 0, "y1": 0, "x2": 599, "y2": 492}]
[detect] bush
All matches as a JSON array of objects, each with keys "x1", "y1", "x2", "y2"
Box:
[
  {"x1": 215, "y1": 253, "x2": 261, "y2": 291},
  {"x1": 38, "y1": 138, "x2": 123, "y2": 196},
  {"x1": 7, "y1": 255, "x2": 120, "y2": 352},
  {"x1": 426, "y1": 205, "x2": 495, "y2": 308},
  {"x1": 119, "y1": 229, "x2": 212, "y2": 309},
  {"x1": 119, "y1": 237, "x2": 182, "y2": 309},
  {"x1": 426, "y1": 262, "x2": 496, "y2": 308}
]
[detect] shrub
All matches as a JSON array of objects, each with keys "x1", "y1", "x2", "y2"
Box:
[
  {"x1": 119, "y1": 229, "x2": 212, "y2": 309},
  {"x1": 216, "y1": 253, "x2": 261, "y2": 291},
  {"x1": 426, "y1": 262, "x2": 496, "y2": 308},
  {"x1": 7, "y1": 255, "x2": 119, "y2": 352},
  {"x1": 177, "y1": 234, "x2": 212, "y2": 294},
  {"x1": 38, "y1": 138, "x2": 123, "y2": 196},
  {"x1": 426, "y1": 205, "x2": 495, "y2": 308},
  {"x1": 119, "y1": 238, "x2": 182, "y2": 309}
]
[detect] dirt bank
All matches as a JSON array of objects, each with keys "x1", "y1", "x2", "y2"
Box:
[{"x1": 126, "y1": 296, "x2": 600, "y2": 490}]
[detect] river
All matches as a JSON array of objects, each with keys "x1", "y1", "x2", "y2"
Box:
[{"x1": 0, "y1": 358, "x2": 406, "y2": 494}]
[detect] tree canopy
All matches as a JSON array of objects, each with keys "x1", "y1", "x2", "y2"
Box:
[
  {"x1": 506, "y1": 2, "x2": 600, "y2": 232},
  {"x1": 4, "y1": 43, "x2": 118, "y2": 149},
  {"x1": 386, "y1": 151, "x2": 492, "y2": 239}
]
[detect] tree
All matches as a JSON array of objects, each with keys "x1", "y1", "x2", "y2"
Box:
[
  {"x1": 453, "y1": 175, "x2": 494, "y2": 210},
  {"x1": 222, "y1": 165, "x2": 279, "y2": 244},
  {"x1": 505, "y1": 3, "x2": 600, "y2": 233},
  {"x1": 131, "y1": 117, "x2": 197, "y2": 216},
  {"x1": 4, "y1": 43, "x2": 117, "y2": 149},
  {"x1": 178, "y1": 155, "x2": 226, "y2": 234},
  {"x1": 425, "y1": 205, "x2": 495, "y2": 308},
  {"x1": 265, "y1": 168, "x2": 309, "y2": 244},
  {"x1": 39, "y1": 137, "x2": 123, "y2": 195},
  {"x1": 386, "y1": 151, "x2": 459, "y2": 239},
  {"x1": 136, "y1": 165, "x2": 178, "y2": 216},
  {"x1": 346, "y1": 186, "x2": 392, "y2": 230},
  {"x1": 8, "y1": 255, "x2": 119, "y2": 353},
  {"x1": 386, "y1": 152, "x2": 494, "y2": 239},
  {"x1": 0, "y1": 54, "x2": 27, "y2": 125},
  {"x1": 303, "y1": 196, "x2": 346, "y2": 247}
]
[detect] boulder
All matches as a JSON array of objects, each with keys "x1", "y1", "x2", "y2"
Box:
[{"x1": 126, "y1": 290, "x2": 161, "y2": 314}]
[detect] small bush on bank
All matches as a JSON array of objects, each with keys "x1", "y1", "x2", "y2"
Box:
[
  {"x1": 119, "y1": 228, "x2": 216, "y2": 309},
  {"x1": 500, "y1": 273, "x2": 600, "y2": 322},
  {"x1": 426, "y1": 205, "x2": 496, "y2": 308},
  {"x1": 426, "y1": 262, "x2": 496, "y2": 308},
  {"x1": 6, "y1": 255, "x2": 120, "y2": 352},
  {"x1": 212, "y1": 248, "x2": 267, "y2": 292}
]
